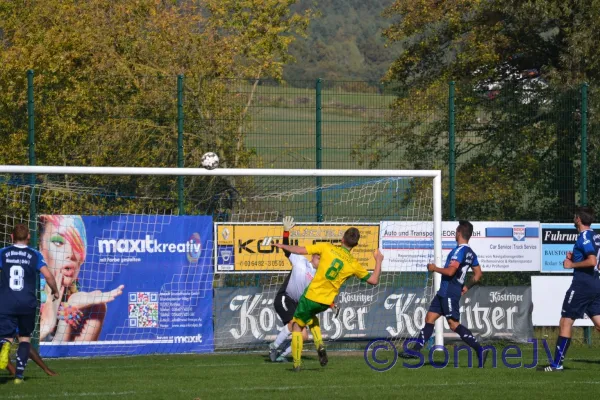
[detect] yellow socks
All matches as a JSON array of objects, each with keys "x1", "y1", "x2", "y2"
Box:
[
  {"x1": 310, "y1": 325, "x2": 324, "y2": 349},
  {"x1": 292, "y1": 331, "x2": 303, "y2": 368}
]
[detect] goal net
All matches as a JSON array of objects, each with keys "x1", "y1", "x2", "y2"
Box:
[{"x1": 0, "y1": 166, "x2": 442, "y2": 357}]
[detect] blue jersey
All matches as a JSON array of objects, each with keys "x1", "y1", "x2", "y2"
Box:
[
  {"x1": 437, "y1": 244, "x2": 479, "y2": 298},
  {"x1": 0, "y1": 244, "x2": 47, "y2": 314},
  {"x1": 570, "y1": 229, "x2": 600, "y2": 289}
]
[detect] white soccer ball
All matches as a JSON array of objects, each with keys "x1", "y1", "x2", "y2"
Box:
[{"x1": 201, "y1": 152, "x2": 220, "y2": 170}]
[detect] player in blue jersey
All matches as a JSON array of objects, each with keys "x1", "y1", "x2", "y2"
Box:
[
  {"x1": 0, "y1": 223, "x2": 59, "y2": 384},
  {"x1": 542, "y1": 206, "x2": 600, "y2": 372},
  {"x1": 400, "y1": 220, "x2": 485, "y2": 366}
]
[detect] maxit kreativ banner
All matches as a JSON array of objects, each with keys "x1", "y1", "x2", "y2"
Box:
[{"x1": 39, "y1": 215, "x2": 214, "y2": 357}]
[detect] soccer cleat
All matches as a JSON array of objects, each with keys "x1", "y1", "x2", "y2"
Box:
[
  {"x1": 399, "y1": 351, "x2": 420, "y2": 359},
  {"x1": 14, "y1": 378, "x2": 24, "y2": 385},
  {"x1": 540, "y1": 365, "x2": 564, "y2": 372},
  {"x1": 0, "y1": 341, "x2": 11, "y2": 370},
  {"x1": 317, "y1": 345, "x2": 328, "y2": 367},
  {"x1": 275, "y1": 355, "x2": 289, "y2": 363},
  {"x1": 292, "y1": 365, "x2": 301, "y2": 372},
  {"x1": 269, "y1": 342, "x2": 279, "y2": 362}
]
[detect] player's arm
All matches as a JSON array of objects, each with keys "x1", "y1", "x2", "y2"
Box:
[
  {"x1": 274, "y1": 243, "x2": 308, "y2": 255},
  {"x1": 29, "y1": 346, "x2": 58, "y2": 376},
  {"x1": 40, "y1": 266, "x2": 59, "y2": 300},
  {"x1": 427, "y1": 260, "x2": 459, "y2": 277},
  {"x1": 563, "y1": 253, "x2": 597, "y2": 269},
  {"x1": 365, "y1": 249, "x2": 384, "y2": 285},
  {"x1": 462, "y1": 265, "x2": 482, "y2": 295},
  {"x1": 281, "y1": 216, "x2": 295, "y2": 258},
  {"x1": 6, "y1": 358, "x2": 16, "y2": 375}
]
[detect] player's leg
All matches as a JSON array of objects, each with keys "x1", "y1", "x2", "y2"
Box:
[
  {"x1": 290, "y1": 296, "x2": 329, "y2": 371},
  {"x1": 401, "y1": 296, "x2": 442, "y2": 357},
  {"x1": 269, "y1": 293, "x2": 298, "y2": 362},
  {"x1": 290, "y1": 295, "x2": 311, "y2": 370},
  {"x1": 29, "y1": 346, "x2": 57, "y2": 376},
  {"x1": 0, "y1": 314, "x2": 18, "y2": 370},
  {"x1": 307, "y1": 315, "x2": 323, "y2": 349},
  {"x1": 13, "y1": 312, "x2": 37, "y2": 383},
  {"x1": 270, "y1": 321, "x2": 292, "y2": 361},
  {"x1": 0, "y1": 338, "x2": 12, "y2": 370},
  {"x1": 6, "y1": 351, "x2": 17, "y2": 376},
  {"x1": 443, "y1": 296, "x2": 486, "y2": 366},
  {"x1": 543, "y1": 287, "x2": 583, "y2": 371},
  {"x1": 277, "y1": 326, "x2": 308, "y2": 362},
  {"x1": 447, "y1": 317, "x2": 486, "y2": 367},
  {"x1": 413, "y1": 311, "x2": 439, "y2": 351},
  {"x1": 13, "y1": 335, "x2": 31, "y2": 384},
  {"x1": 270, "y1": 293, "x2": 296, "y2": 361},
  {"x1": 307, "y1": 316, "x2": 327, "y2": 367},
  {"x1": 3, "y1": 340, "x2": 56, "y2": 376},
  {"x1": 272, "y1": 320, "x2": 292, "y2": 350},
  {"x1": 290, "y1": 319, "x2": 305, "y2": 371},
  {"x1": 588, "y1": 295, "x2": 600, "y2": 332},
  {"x1": 545, "y1": 317, "x2": 575, "y2": 371}
]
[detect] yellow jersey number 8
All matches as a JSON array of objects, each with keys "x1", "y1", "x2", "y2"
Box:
[{"x1": 325, "y1": 258, "x2": 344, "y2": 280}]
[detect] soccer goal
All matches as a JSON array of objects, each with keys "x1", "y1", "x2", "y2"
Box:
[{"x1": 0, "y1": 166, "x2": 442, "y2": 357}]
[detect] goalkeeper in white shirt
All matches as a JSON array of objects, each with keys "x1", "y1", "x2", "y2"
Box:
[{"x1": 269, "y1": 216, "x2": 324, "y2": 362}]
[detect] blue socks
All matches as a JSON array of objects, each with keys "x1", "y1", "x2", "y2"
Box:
[
  {"x1": 455, "y1": 324, "x2": 482, "y2": 352},
  {"x1": 412, "y1": 322, "x2": 435, "y2": 351},
  {"x1": 15, "y1": 342, "x2": 31, "y2": 379},
  {"x1": 553, "y1": 336, "x2": 571, "y2": 368}
]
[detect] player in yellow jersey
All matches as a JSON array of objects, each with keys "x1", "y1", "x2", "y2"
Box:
[{"x1": 274, "y1": 227, "x2": 383, "y2": 371}]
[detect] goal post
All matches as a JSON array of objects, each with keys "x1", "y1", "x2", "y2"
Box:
[{"x1": 0, "y1": 166, "x2": 443, "y2": 356}]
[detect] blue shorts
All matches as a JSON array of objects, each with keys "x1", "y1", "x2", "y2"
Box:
[
  {"x1": 0, "y1": 312, "x2": 36, "y2": 338},
  {"x1": 428, "y1": 295, "x2": 460, "y2": 321},
  {"x1": 561, "y1": 287, "x2": 600, "y2": 320}
]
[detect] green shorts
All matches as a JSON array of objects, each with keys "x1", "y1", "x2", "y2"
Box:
[{"x1": 293, "y1": 295, "x2": 330, "y2": 327}]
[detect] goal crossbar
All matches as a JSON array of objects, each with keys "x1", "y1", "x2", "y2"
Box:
[{"x1": 0, "y1": 165, "x2": 441, "y2": 178}]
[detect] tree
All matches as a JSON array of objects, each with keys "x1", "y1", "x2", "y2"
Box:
[
  {"x1": 205, "y1": 0, "x2": 312, "y2": 166},
  {"x1": 353, "y1": 0, "x2": 600, "y2": 220},
  {"x1": 0, "y1": 0, "x2": 312, "y2": 214},
  {"x1": 283, "y1": 0, "x2": 401, "y2": 84}
]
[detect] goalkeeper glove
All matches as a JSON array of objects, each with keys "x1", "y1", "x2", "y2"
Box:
[
  {"x1": 331, "y1": 303, "x2": 340, "y2": 318},
  {"x1": 282, "y1": 216, "x2": 295, "y2": 231}
]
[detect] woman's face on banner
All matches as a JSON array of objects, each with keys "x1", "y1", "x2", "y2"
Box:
[{"x1": 40, "y1": 216, "x2": 86, "y2": 288}]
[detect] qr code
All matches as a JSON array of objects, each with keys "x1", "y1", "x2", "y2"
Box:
[{"x1": 128, "y1": 292, "x2": 159, "y2": 328}]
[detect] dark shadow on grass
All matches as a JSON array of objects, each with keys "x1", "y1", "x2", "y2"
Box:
[
  {"x1": 287, "y1": 366, "x2": 326, "y2": 373},
  {"x1": 261, "y1": 354, "x2": 317, "y2": 363},
  {"x1": 570, "y1": 358, "x2": 600, "y2": 365}
]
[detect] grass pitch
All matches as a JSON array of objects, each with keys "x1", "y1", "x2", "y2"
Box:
[{"x1": 1, "y1": 346, "x2": 600, "y2": 399}]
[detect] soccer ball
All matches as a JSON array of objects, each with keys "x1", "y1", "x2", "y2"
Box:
[{"x1": 201, "y1": 152, "x2": 220, "y2": 170}]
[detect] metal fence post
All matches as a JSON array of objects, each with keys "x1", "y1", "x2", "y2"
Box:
[
  {"x1": 177, "y1": 74, "x2": 184, "y2": 215},
  {"x1": 27, "y1": 69, "x2": 40, "y2": 350},
  {"x1": 581, "y1": 82, "x2": 591, "y2": 346},
  {"x1": 580, "y1": 83, "x2": 588, "y2": 207},
  {"x1": 448, "y1": 81, "x2": 456, "y2": 220},
  {"x1": 28, "y1": 70, "x2": 37, "y2": 245},
  {"x1": 316, "y1": 78, "x2": 323, "y2": 222}
]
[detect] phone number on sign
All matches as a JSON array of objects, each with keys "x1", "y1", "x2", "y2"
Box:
[{"x1": 238, "y1": 260, "x2": 285, "y2": 267}]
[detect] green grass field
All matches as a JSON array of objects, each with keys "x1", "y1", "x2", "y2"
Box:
[{"x1": 2, "y1": 345, "x2": 600, "y2": 399}]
